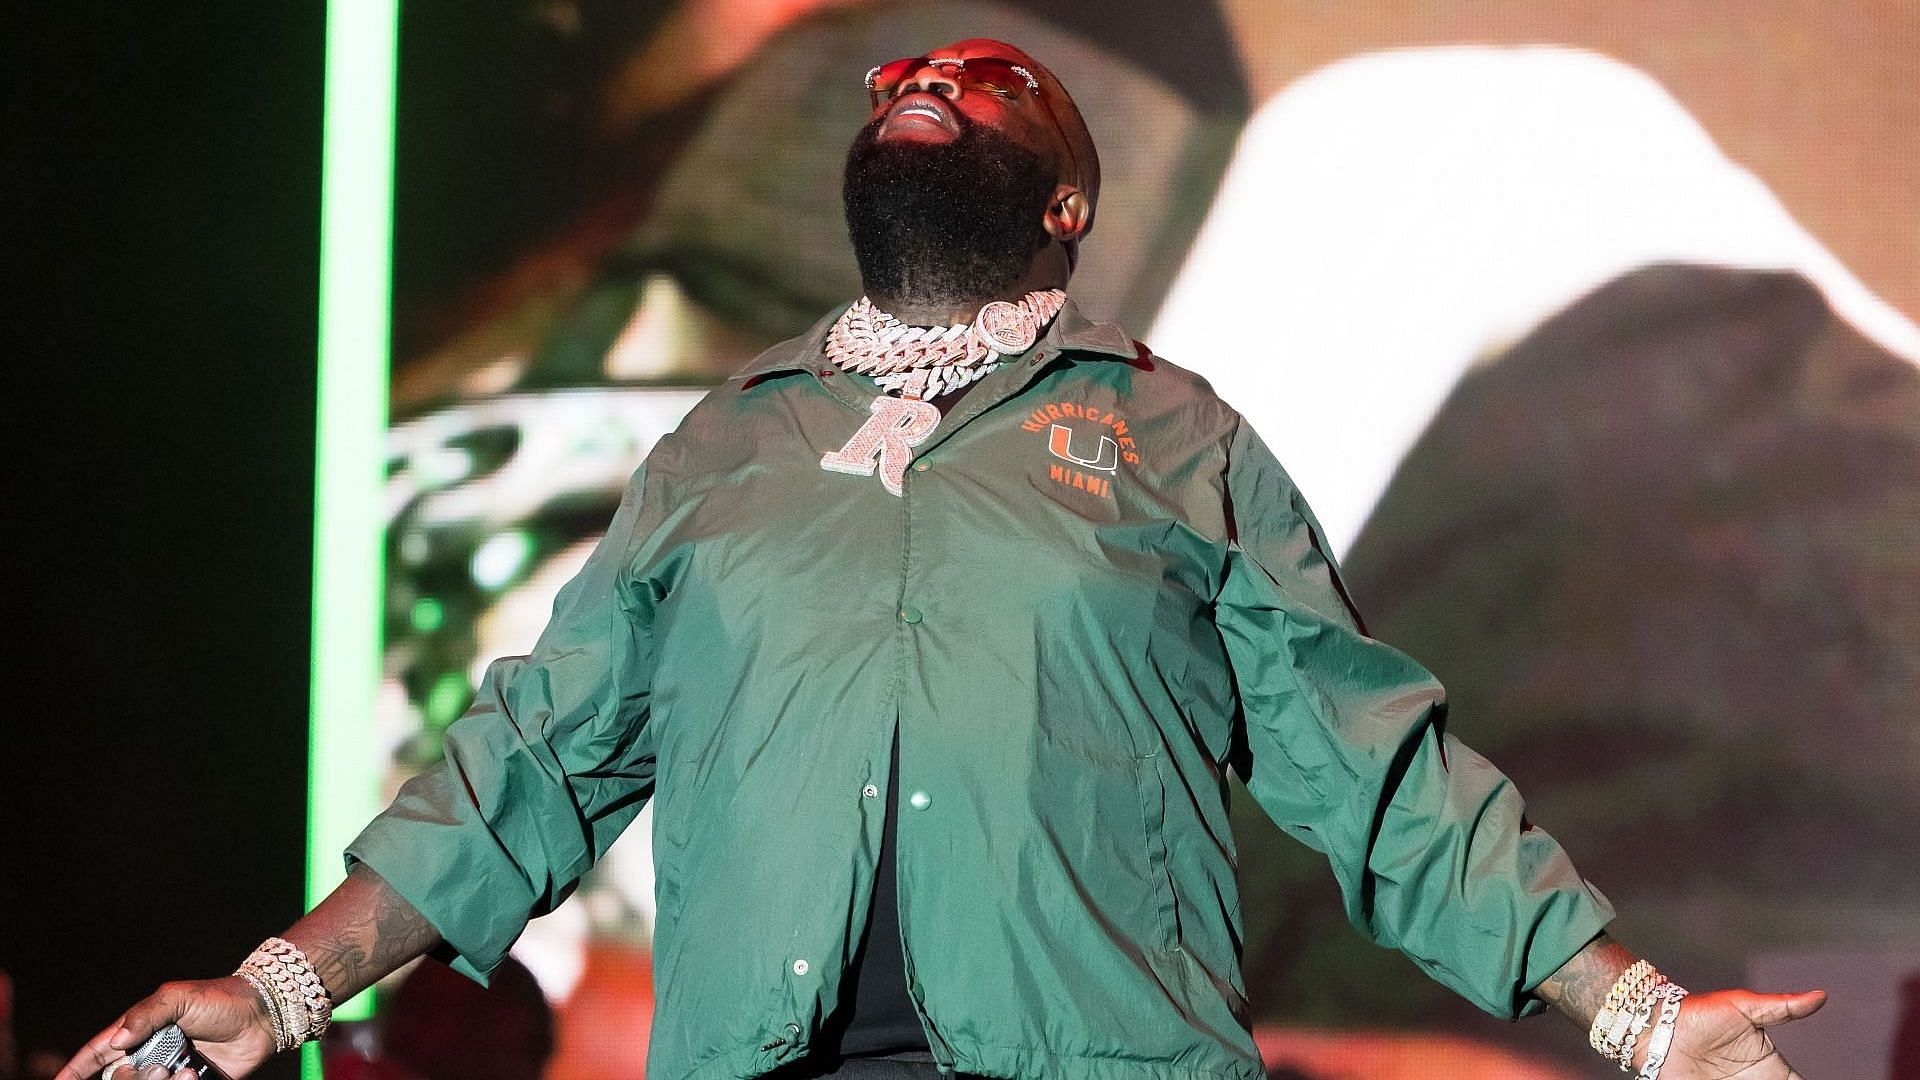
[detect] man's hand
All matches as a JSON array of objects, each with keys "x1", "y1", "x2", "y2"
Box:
[
  {"x1": 54, "y1": 975, "x2": 277, "y2": 1080},
  {"x1": 53, "y1": 865, "x2": 442, "y2": 1080},
  {"x1": 1534, "y1": 934, "x2": 1825, "y2": 1077},
  {"x1": 1648, "y1": 988, "x2": 1827, "y2": 1080}
]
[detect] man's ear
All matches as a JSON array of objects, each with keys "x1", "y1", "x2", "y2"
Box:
[{"x1": 1042, "y1": 186, "x2": 1091, "y2": 243}]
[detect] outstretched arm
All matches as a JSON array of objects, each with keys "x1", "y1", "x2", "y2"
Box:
[
  {"x1": 1534, "y1": 932, "x2": 1827, "y2": 1078},
  {"x1": 56, "y1": 864, "x2": 442, "y2": 1080},
  {"x1": 61, "y1": 464, "x2": 667, "y2": 1080},
  {"x1": 1215, "y1": 413, "x2": 1827, "y2": 1076}
]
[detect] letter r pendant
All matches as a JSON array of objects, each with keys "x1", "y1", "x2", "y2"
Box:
[{"x1": 820, "y1": 394, "x2": 940, "y2": 496}]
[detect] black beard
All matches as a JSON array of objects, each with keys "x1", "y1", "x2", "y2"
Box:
[{"x1": 842, "y1": 115, "x2": 1057, "y2": 309}]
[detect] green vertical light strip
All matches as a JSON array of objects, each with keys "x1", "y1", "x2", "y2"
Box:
[{"x1": 308, "y1": 0, "x2": 398, "y2": 1049}]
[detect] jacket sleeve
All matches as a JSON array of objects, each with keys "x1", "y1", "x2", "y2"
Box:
[
  {"x1": 344, "y1": 463, "x2": 665, "y2": 983},
  {"x1": 1214, "y1": 412, "x2": 1614, "y2": 1019}
]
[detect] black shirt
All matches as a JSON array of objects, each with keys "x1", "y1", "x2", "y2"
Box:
[{"x1": 820, "y1": 725, "x2": 930, "y2": 1058}]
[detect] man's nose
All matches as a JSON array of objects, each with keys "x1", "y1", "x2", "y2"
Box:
[{"x1": 898, "y1": 62, "x2": 963, "y2": 100}]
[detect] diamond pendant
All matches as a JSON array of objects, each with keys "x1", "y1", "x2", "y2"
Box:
[
  {"x1": 973, "y1": 299, "x2": 1038, "y2": 354},
  {"x1": 819, "y1": 395, "x2": 941, "y2": 497}
]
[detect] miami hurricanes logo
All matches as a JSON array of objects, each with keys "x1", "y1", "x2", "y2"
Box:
[{"x1": 1022, "y1": 400, "x2": 1140, "y2": 499}]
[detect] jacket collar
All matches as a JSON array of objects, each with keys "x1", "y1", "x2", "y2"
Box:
[{"x1": 725, "y1": 295, "x2": 1138, "y2": 384}]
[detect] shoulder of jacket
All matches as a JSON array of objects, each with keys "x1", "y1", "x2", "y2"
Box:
[
  {"x1": 638, "y1": 386, "x2": 741, "y2": 476},
  {"x1": 1109, "y1": 344, "x2": 1240, "y2": 442}
]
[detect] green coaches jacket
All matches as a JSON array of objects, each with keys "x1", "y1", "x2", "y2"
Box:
[{"x1": 348, "y1": 298, "x2": 1615, "y2": 1080}]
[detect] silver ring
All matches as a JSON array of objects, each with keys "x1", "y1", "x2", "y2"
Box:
[{"x1": 102, "y1": 1058, "x2": 127, "y2": 1080}]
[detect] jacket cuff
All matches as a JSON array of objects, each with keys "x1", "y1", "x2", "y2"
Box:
[
  {"x1": 1509, "y1": 879, "x2": 1617, "y2": 1019},
  {"x1": 342, "y1": 807, "x2": 536, "y2": 987}
]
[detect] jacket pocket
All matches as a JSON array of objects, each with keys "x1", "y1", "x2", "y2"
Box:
[{"x1": 1131, "y1": 749, "x2": 1184, "y2": 953}]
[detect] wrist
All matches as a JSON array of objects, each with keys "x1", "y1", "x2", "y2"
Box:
[
  {"x1": 1585, "y1": 959, "x2": 1688, "y2": 1076},
  {"x1": 1629, "y1": 1028, "x2": 1651, "y2": 1074},
  {"x1": 1633, "y1": 983, "x2": 1690, "y2": 1079},
  {"x1": 1588, "y1": 958, "x2": 1657, "y2": 1067},
  {"x1": 229, "y1": 970, "x2": 286, "y2": 1053},
  {"x1": 235, "y1": 936, "x2": 334, "y2": 1052}
]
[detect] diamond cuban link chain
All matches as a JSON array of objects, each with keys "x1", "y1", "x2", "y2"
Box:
[{"x1": 824, "y1": 289, "x2": 1066, "y2": 400}]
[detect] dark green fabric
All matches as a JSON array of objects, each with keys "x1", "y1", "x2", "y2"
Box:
[{"x1": 348, "y1": 299, "x2": 1613, "y2": 1080}]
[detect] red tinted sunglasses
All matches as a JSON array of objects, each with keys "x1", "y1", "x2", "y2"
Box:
[{"x1": 864, "y1": 56, "x2": 1042, "y2": 111}]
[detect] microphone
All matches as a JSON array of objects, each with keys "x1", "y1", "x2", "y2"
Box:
[{"x1": 126, "y1": 1024, "x2": 232, "y2": 1079}]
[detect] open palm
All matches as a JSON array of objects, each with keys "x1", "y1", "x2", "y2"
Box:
[{"x1": 1654, "y1": 989, "x2": 1827, "y2": 1080}]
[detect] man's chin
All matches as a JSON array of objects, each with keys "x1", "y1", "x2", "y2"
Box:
[{"x1": 843, "y1": 116, "x2": 1056, "y2": 303}]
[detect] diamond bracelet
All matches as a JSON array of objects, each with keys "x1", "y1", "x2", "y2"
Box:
[
  {"x1": 233, "y1": 937, "x2": 333, "y2": 1052},
  {"x1": 1591, "y1": 960, "x2": 1659, "y2": 1061},
  {"x1": 1635, "y1": 982, "x2": 1691, "y2": 1080},
  {"x1": 1588, "y1": 959, "x2": 1690, "y2": 1076}
]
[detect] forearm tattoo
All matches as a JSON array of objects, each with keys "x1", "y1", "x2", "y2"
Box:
[
  {"x1": 1532, "y1": 932, "x2": 1639, "y2": 1028},
  {"x1": 291, "y1": 864, "x2": 443, "y2": 1003}
]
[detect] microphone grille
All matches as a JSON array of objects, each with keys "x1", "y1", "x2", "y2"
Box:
[{"x1": 128, "y1": 1023, "x2": 188, "y2": 1071}]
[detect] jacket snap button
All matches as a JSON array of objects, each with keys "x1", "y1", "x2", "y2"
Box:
[
  {"x1": 898, "y1": 606, "x2": 922, "y2": 624},
  {"x1": 792, "y1": 958, "x2": 809, "y2": 975},
  {"x1": 862, "y1": 783, "x2": 879, "y2": 798},
  {"x1": 786, "y1": 1022, "x2": 803, "y2": 1036},
  {"x1": 908, "y1": 790, "x2": 932, "y2": 811},
  {"x1": 914, "y1": 461, "x2": 929, "y2": 472}
]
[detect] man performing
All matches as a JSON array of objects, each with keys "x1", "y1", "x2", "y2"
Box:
[{"x1": 63, "y1": 39, "x2": 1825, "y2": 1080}]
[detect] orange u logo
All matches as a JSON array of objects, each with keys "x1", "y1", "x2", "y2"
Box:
[{"x1": 1048, "y1": 424, "x2": 1118, "y2": 472}]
